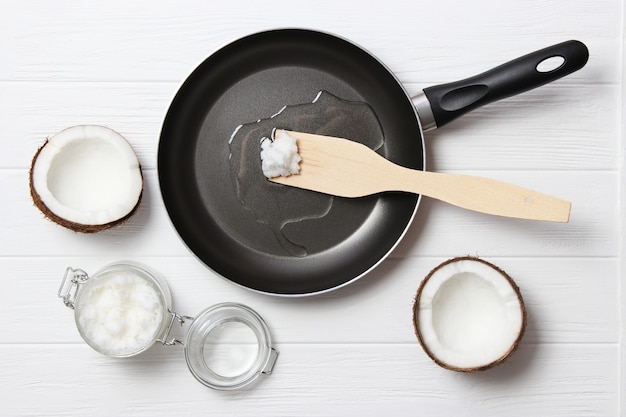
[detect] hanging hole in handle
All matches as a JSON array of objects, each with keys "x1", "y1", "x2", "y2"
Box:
[{"x1": 536, "y1": 56, "x2": 566, "y2": 73}]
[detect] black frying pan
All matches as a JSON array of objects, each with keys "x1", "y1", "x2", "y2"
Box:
[{"x1": 158, "y1": 29, "x2": 588, "y2": 296}]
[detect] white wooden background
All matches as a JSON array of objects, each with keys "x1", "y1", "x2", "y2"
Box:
[{"x1": 1, "y1": 0, "x2": 623, "y2": 415}]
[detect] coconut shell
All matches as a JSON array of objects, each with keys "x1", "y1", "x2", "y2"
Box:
[
  {"x1": 412, "y1": 256, "x2": 527, "y2": 372},
  {"x1": 29, "y1": 136, "x2": 143, "y2": 233}
]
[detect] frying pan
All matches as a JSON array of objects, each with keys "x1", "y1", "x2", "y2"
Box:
[{"x1": 158, "y1": 29, "x2": 588, "y2": 296}]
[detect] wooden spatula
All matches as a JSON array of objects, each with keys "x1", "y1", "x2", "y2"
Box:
[{"x1": 269, "y1": 130, "x2": 571, "y2": 222}]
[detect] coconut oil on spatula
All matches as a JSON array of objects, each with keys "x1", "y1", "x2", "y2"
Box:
[{"x1": 269, "y1": 130, "x2": 571, "y2": 223}]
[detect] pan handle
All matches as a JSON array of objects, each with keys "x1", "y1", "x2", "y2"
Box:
[{"x1": 415, "y1": 40, "x2": 589, "y2": 130}]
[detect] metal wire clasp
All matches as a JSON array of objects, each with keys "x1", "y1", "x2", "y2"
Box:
[
  {"x1": 58, "y1": 267, "x2": 90, "y2": 309},
  {"x1": 157, "y1": 311, "x2": 195, "y2": 347}
]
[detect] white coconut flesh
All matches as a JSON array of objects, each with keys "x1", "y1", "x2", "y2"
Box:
[
  {"x1": 414, "y1": 257, "x2": 526, "y2": 371},
  {"x1": 30, "y1": 125, "x2": 143, "y2": 231}
]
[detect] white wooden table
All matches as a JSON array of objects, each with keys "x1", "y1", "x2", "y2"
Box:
[{"x1": 1, "y1": 1, "x2": 623, "y2": 415}]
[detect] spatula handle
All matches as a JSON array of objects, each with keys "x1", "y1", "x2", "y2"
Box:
[
  {"x1": 400, "y1": 170, "x2": 571, "y2": 222},
  {"x1": 420, "y1": 40, "x2": 589, "y2": 129}
]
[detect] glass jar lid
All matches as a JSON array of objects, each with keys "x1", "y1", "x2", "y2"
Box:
[{"x1": 184, "y1": 303, "x2": 278, "y2": 390}]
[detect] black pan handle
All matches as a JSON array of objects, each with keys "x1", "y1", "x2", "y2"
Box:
[{"x1": 417, "y1": 40, "x2": 589, "y2": 130}]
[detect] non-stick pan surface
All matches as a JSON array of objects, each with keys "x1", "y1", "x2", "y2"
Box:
[{"x1": 159, "y1": 29, "x2": 423, "y2": 295}]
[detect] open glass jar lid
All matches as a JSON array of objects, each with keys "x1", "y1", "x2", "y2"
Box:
[{"x1": 58, "y1": 262, "x2": 278, "y2": 390}]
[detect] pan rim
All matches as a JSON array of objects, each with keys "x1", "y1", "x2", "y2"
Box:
[{"x1": 158, "y1": 28, "x2": 425, "y2": 297}]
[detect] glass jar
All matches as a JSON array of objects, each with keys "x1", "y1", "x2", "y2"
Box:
[{"x1": 59, "y1": 262, "x2": 278, "y2": 390}]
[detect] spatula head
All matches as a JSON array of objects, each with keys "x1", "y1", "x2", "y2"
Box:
[{"x1": 269, "y1": 130, "x2": 393, "y2": 197}]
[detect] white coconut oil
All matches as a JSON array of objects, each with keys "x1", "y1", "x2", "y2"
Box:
[
  {"x1": 74, "y1": 266, "x2": 167, "y2": 357},
  {"x1": 260, "y1": 129, "x2": 301, "y2": 178}
]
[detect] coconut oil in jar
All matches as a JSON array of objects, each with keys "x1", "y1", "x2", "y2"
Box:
[
  {"x1": 60, "y1": 263, "x2": 172, "y2": 358},
  {"x1": 58, "y1": 263, "x2": 278, "y2": 389}
]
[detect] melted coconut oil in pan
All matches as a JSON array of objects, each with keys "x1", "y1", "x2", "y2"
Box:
[{"x1": 227, "y1": 91, "x2": 384, "y2": 257}]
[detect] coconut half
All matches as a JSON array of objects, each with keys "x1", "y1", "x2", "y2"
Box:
[
  {"x1": 29, "y1": 125, "x2": 143, "y2": 233},
  {"x1": 413, "y1": 256, "x2": 526, "y2": 372}
]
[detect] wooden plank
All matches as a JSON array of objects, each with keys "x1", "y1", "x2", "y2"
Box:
[
  {"x1": 394, "y1": 169, "x2": 619, "y2": 258},
  {"x1": 0, "y1": 1, "x2": 620, "y2": 83},
  {"x1": 617, "y1": 2, "x2": 626, "y2": 415},
  {"x1": 1, "y1": 169, "x2": 617, "y2": 257},
  {"x1": 0, "y1": 82, "x2": 179, "y2": 170},
  {"x1": 0, "y1": 343, "x2": 617, "y2": 416},
  {"x1": 0, "y1": 81, "x2": 616, "y2": 171},
  {"x1": 0, "y1": 256, "x2": 616, "y2": 344},
  {"x1": 422, "y1": 83, "x2": 620, "y2": 172}
]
